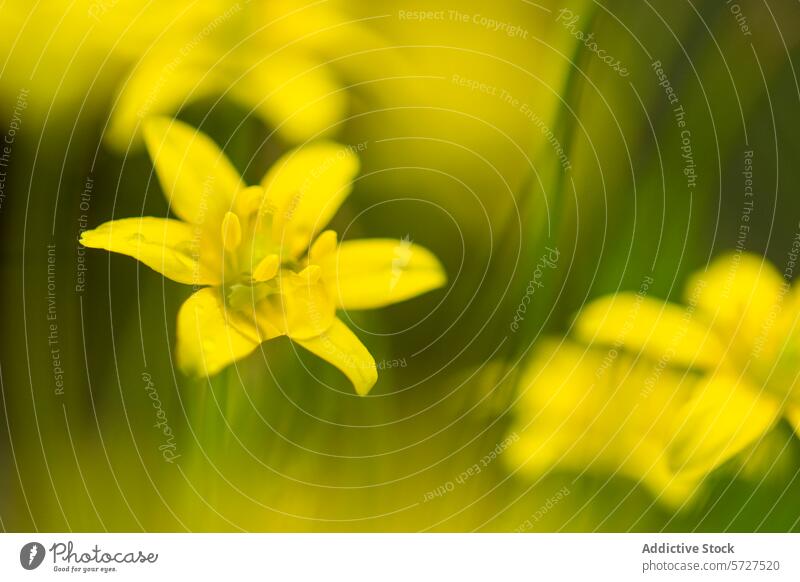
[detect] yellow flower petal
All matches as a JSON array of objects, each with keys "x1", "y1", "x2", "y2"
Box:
[
  {"x1": 229, "y1": 50, "x2": 346, "y2": 143},
  {"x1": 176, "y1": 287, "x2": 263, "y2": 377},
  {"x1": 505, "y1": 339, "x2": 702, "y2": 507},
  {"x1": 754, "y1": 285, "x2": 800, "y2": 397},
  {"x1": 321, "y1": 238, "x2": 447, "y2": 310},
  {"x1": 105, "y1": 45, "x2": 226, "y2": 151},
  {"x1": 239, "y1": 185, "x2": 267, "y2": 217},
  {"x1": 256, "y1": 275, "x2": 335, "y2": 340},
  {"x1": 80, "y1": 217, "x2": 220, "y2": 285},
  {"x1": 573, "y1": 293, "x2": 726, "y2": 370},
  {"x1": 294, "y1": 317, "x2": 377, "y2": 395},
  {"x1": 260, "y1": 0, "x2": 391, "y2": 61},
  {"x1": 685, "y1": 252, "x2": 786, "y2": 359},
  {"x1": 143, "y1": 117, "x2": 245, "y2": 232},
  {"x1": 260, "y1": 142, "x2": 359, "y2": 258},
  {"x1": 667, "y1": 374, "x2": 780, "y2": 480}
]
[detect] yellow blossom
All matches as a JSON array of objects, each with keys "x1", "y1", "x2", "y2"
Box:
[
  {"x1": 81, "y1": 118, "x2": 446, "y2": 394},
  {"x1": 102, "y1": 0, "x2": 394, "y2": 151},
  {"x1": 508, "y1": 253, "x2": 798, "y2": 507}
]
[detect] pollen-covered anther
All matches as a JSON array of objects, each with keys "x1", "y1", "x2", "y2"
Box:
[
  {"x1": 252, "y1": 254, "x2": 280, "y2": 282},
  {"x1": 221, "y1": 211, "x2": 242, "y2": 253},
  {"x1": 310, "y1": 229, "x2": 338, "y2": 262}
]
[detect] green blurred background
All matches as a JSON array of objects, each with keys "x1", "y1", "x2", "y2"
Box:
[{"x1": 1, "y1": 0, "x2": 799, "y2": 531}]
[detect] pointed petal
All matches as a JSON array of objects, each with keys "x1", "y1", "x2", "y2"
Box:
[
  {"x1": 685, "y1": 253, "x2": 786, "y2": 358},
  {"x1": 321, "y1": 238, "x2": 447, "y2": 310},
  {"x1": 143, "y1": 117, "x2": 245, "y2": 232},
  {"x1": 753, "y1": 283, "x2": 799, "y2": 389},
  {"x1": 573, "y1": 293, "x2": 725, "y2": 370},
  {"x1": 176, "y1": 288, "x2": 262, "y2": 377},
  {"x1": 80, "y1": 217, "x2": 220, "y2": 285},
  {"x1": 668, "y1": 374, "x2": 780, "y2": 479},
  {"x1": 230, "y1": 51, "x2": 346, "y2": 143},
  {"x1": 294, "y1": 318, "x2": 377, "y2": 395},
  {"x1": 105, "y1": 46, "x2": 225, "y2": 151},
  {"x1": 260, "y1": 142, "x2": 359, "y2": 258}
]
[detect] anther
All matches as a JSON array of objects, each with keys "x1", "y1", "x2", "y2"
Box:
[{"x1": 221, "y1": 212, "x2": 242, "y2": 253}]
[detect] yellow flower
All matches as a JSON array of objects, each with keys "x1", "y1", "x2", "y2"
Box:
[
  {"x1": 81, "y1": 118, "x2": 446, "y2": 394},
  {"x1": 508, "y1": 252, "x2": 798, "y2": 506},
  {"x1": 102, "y1": 0, "x2": 392, "y2": 151},
  {"x1": 576, "y1": 253, "x2": 800, "y2": 427}
]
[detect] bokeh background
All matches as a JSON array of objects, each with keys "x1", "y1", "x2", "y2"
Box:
[{"x1": 1, "y1": 0, "x2": 799, "y2": 531}]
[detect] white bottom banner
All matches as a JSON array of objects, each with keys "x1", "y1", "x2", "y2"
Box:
[{"x1": 1, "y1": 533, "x2": 797, "y2": 581}]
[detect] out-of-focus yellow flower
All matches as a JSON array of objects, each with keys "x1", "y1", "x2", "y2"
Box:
[
  {"x1": 576, "y1": 253, "x2": 800, "y2": 426},
  {"x1": 81, "y1": 118, "x2": 446, "y2": 394},
  {"x1": 105, "y1": 0, "x2": 390, "y2": 150},
  {"x1": 1, "y1": 1, "x2": 401, "y2": 145},
  {"x1": 508, "y1": 253, "x2": 799, "y2": 507}
]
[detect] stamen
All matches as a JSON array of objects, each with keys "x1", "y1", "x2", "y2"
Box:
[
  {"x1": 310, "y1": 230, "x2": 338, "y2": 262},
  {"x1": 221, "y1": 212, "x2": 242, "y2": 253},
  {"x1": 252, "y1": 254, "x2": 280, "y2": 282}
]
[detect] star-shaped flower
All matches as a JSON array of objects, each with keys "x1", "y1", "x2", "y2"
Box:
[
  {"x1": 81, "y1": 118, "x2": 446, "y2": 394},
  {"x1": 507, "y1": 253, "x2": 798, "y2": 506}
]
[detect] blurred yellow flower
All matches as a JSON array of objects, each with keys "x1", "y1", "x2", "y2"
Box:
[
  {"x1": 508, "y1": 253, "x2": 799, "y2": 506},
  {"x1": 105, "y1": 0, "x2": 383, "y2": 150},
  {"x1": 81, "y1": 118, "x2": 446, "y2": 394}
]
